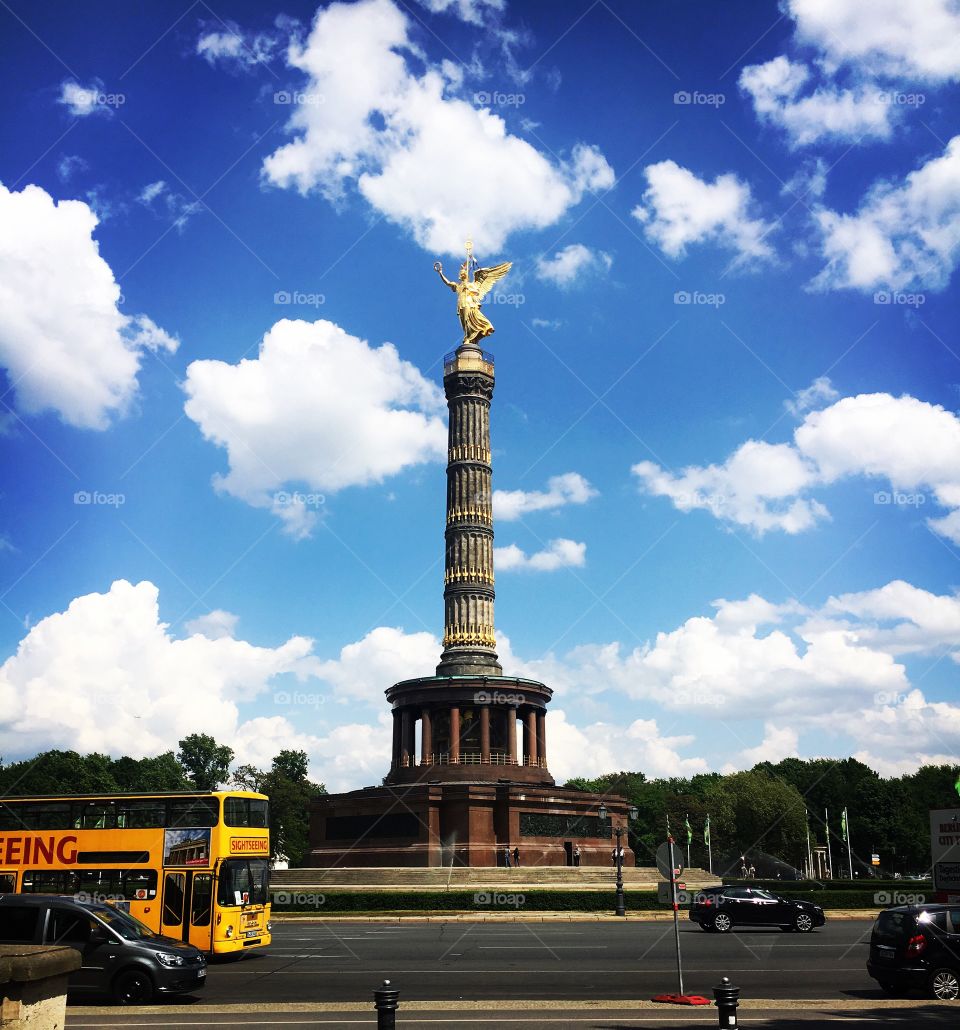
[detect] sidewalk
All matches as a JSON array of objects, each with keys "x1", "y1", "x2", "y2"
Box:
[{"x1": 274, "y1": 909, "x2": 878, "y2": 922}]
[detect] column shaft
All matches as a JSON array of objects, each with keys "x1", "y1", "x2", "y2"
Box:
[
  {"x1": 400, "y1": 710, "x2": 412, "y2": 767},
  {"x1": 480, "y1": 706, "x2": 490, "y2": 763},
  {"x1": 508, "y1": 709, "x2": 518, "y2": 765},
  {"x1": 525, "y1": 709, "x2": 537, "y2": 766},
  {"x1": 421, "y1": 708, "x2": 433, "y2": 764},
  {"x1": 537, "y1": 711, "x2": 547, "y2": 768},
  {"x1": 392, "y1": 709, "x2": 402, "y2": 767},
  {"x1": 450, "y1": 706, "x2": 461, "y2": 763}
]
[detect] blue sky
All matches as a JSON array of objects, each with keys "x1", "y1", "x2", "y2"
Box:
[{"x1": 1, "y1": 0, "x2": 959, "y2": 790}]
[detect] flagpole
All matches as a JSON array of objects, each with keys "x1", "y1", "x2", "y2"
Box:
[
  {"x1": 705, "y1": 814, "x2": 713, "y2": 875},
  {"x1": 846, "y1": 807, "x2": 854, "y2": 880},
  {"x1": 805, "y1": 809, "x2": 813, "y2": 880},
  {"x1": 825, "y1": 808, "x2": 834, "y2": 879}
]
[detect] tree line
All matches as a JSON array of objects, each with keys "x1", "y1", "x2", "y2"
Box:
[
  {"x1": 566, "y1": 758, "x2": 960, "y2": 877},
  {"x1": 0, "y1": 734, "x2": 326, "y2": 866}
]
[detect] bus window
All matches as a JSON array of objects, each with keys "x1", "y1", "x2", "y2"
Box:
[
  {"x1": 20, "y1": 803, "x2": 74, "y2": 829},
  {"x1": 125, "y1": 870, "x2": 158, "y2": 899},
  {"x1": 191, "y1": 873, "x2": 212, "y2": 926},
  {"x1": 118, "y1": 800, "x2": 165, "y2": 828},
  {"x1": 167, "y1": 798, "x2": 218, "y2": 827},
  {"x1": 162, "y1": 872, "x2": 185, "y2": 927},
  {"x1": 217, "y1": 859, "x2": 269, "y2": 907},
  {"x1": 79, "y1": 803, "x2": 117, "y2": 830},
  {"x1": 22, "y1": 870, "x2": 80, "y2": 894},
  {"x1": 224, "y1": 797, "x2": 269, "y2": 828},
  {"x1": 0, "y1": 871, "x2": 16, "y2": 892}
]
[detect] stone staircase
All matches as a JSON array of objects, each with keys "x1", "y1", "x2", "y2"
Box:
[{"x1": 270, "y1": 866, "x2": 719, "y2": 892}]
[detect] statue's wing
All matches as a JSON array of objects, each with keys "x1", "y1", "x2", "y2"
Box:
[{"x1": 474, "y1": 261, "x2": 512, "y2": 300}]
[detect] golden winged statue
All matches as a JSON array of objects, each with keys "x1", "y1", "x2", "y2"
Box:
[{"x1": 434, "y1": 240, "x2": 512, "y2": 346}]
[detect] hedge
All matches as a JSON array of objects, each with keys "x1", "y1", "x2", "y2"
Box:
[
  {"x1": 269, "y1": 888, "x2": 890, "y2": 913},
  {"x1": 727, "y1": 878, "x2": 931, "y2": 892}
]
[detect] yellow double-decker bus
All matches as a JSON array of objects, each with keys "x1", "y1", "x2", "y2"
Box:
[{"x1": 0, "y1": 790, "x2": 271, "y2": 955}]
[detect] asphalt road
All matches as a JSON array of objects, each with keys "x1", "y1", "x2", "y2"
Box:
[{"x1": 73, "y1": 918, "x2": 883, "y2": 1006}]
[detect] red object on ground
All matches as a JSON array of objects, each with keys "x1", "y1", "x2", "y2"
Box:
[{"x1": 651, "y1": 993, "x2": 711, "y2": 1005}]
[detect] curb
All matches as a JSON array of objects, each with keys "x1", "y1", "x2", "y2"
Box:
[{"x1": 273, "y1": 910, "x2": 879, "y2": 922}]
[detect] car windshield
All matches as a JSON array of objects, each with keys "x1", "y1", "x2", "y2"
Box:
[{"x1": 94, "y1": 906, "x2": 158, "y2": 940}]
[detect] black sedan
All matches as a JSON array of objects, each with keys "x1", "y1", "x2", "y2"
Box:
[{"x1": 689, "y1": 885, "x2": 825, "y2": 933}]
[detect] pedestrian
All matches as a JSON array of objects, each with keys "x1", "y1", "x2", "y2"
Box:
[
  {"x1": 574, "y1": 845, "x2": 581, "y2": 867},
  {"x1": 748, "y1": 863, "x2": 756, "y2": 879},
  {"x1": 503, "y1": 845, "x2": 511, "y2": 868},
  {"x1": 513, "y1": 846, "x2": 520, "y2": 867},
  {"x1": 740, "y1": 861, "x2": 747, "y2": 878}
]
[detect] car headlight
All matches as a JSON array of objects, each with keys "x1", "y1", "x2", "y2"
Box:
[
  {"x1": 226, "y1": 926, "x2": 234, "y2": 938},
  {"x1": 266, "y1": 921, "x2": 273, "y2": 931},
  {"x1": 155, "y1": 951, "x2": 186, "y2": 967}
]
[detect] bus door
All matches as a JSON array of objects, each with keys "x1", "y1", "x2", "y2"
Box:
[
  {"x1": 187, "y1": 871, "x2": 213, "y2": 952},
  {"x1": 161, "y1": 870, "x2": 186, "y2": 939}
]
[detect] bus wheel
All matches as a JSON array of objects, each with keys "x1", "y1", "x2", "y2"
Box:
[{"x1": 113, "y1": 968, "x2": 154, "y2": 1005}]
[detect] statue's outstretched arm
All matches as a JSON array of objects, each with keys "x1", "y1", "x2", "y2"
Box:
[{"x1": 434, "y1": 261, "x2": 456, "y2": 290}]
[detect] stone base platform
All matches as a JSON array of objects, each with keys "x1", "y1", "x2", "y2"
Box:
[{"x1": 308, "y1": 781, "x2": 637, "y2": 868}]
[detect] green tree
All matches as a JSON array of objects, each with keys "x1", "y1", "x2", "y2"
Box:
[
  {"x1": 110, "y1": 752, "x2": 191, "y2": 791},
  {"x1": 258, "y1": 750, "x2": 326, "y2": 866},
  {"x1": 176, "y1": 734, "x2": 234, "y2": 791},
  {"x1": 0, "y1": 750, "x2": 118, "y2": 795}
]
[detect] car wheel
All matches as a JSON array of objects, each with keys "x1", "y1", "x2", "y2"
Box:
[
  {"x1": 113, "y1": 968, "x2": 155, "y2": 1005},
  {"x1": 794, "y1": 912, "x2": 814, "y2": 933},
  {"x1": 712, "y1": 912, "x2": 733, "y2": 933},
  {"x1": 929, "y1": 967, "x2": 960, "y2": 1001}
]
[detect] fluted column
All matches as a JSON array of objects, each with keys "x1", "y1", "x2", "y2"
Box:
[
  {"x1": 421, "y1": 708, "x2": 433, "y2": 764},
  {"x1": 480, "y1": 706, "x2": 490, "y2": 763},
  {"x1": 450, "y1": 706, "x2": 461, "y2": 763}
]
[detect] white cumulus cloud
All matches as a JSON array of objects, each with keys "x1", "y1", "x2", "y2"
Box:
[
  {"x1": 632, "y1": 160, "x2": 774, "y2": 265},
  {"x1": 0, "y1": 182, "x2": 178, "y2": 429},
  {"x1": 536, "y1": 244, "x2": 612, "y2": 287},
  {"x1": 494, "y1": 472, "x2": 597, "y2": 521},
  {"x1": 811, "y1": 135, "x2": 960, "y2": 292},
  {"x1": 261, "y1": 0, "x2": 613, "y2": 254},
  {"x1": 635, "y1": 388, "x2": 960, "y2": 542},
  {"x1": 183, "y1": 318, "x2": 446, "y2": 537},
  {"x1": 495, "y1": 538, "x2": 586, "y2": 572}
]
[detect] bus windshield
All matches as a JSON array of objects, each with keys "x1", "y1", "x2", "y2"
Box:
[{"x1": 217, "y1": 858, "x2": 270, "y2": 907}]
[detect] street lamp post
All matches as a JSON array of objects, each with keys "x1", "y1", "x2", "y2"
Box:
[{"x1": 599, "y1": 803, "x2": 638, "y2": 917}]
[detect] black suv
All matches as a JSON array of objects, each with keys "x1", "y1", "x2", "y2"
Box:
[
  {"x1": 689, "y1": 885, "x2": 825, "y2": 933},
  {"x1": 867, "y1": 903, "x2": 960, "y2": 1000},
  {"x1": 0, "y1": 895, "x2": 206, "y2": 1003}
]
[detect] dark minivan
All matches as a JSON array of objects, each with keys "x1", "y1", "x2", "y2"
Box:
[
  {"x1": 867, "y1": 903, "x2": 960, "y2": 1000},
  {"x1": 0, "y1": 894, "x2": 206, "y2": 1003}
]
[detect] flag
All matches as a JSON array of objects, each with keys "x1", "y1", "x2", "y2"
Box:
[
  {"x1": 704, "y1": 814, "x2": 711, "y2": 847},
  {"x1": 841, "y1": 808, "x2": 848, "y2": 842},
  {"x1": 685, "y1": 815, "x2": 692, "y2": 845}
]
